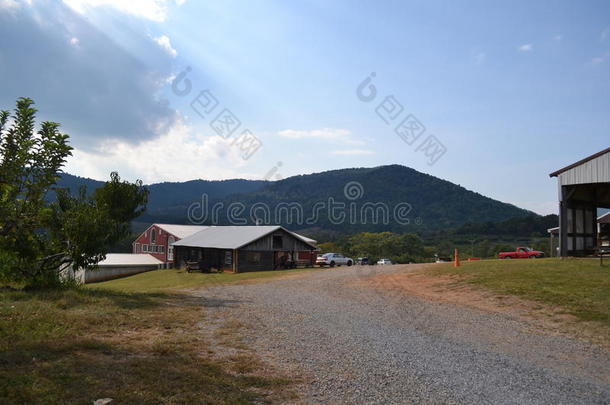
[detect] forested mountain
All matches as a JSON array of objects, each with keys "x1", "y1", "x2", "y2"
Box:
[
  {"x1": 56, "y1": 174, "x2": 268, "y2": 211},
  {"x1": 57, "y1": 165, "x2": 536, "y2": 234}
]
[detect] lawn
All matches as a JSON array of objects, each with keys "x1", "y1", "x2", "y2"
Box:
[
  {"x1": 91, "y1": 266, "x2": 322, "y2": 293},
  {"x1": 0, "y1": 267, "x2": 314, "y2": 403},
  {"x1": 427, "y1": 258, "x2": 610, "y2": 325}
]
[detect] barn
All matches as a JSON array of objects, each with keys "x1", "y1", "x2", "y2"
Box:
[
  {"x1": 172, "y1": 225, "x2": 318, "y2": 272},
  {"x1": 132, "y1": 224, "x2": 211, "y2": 265},
  {"x1": 550, "y1": 147, "x2": 610, "y2": 256}
]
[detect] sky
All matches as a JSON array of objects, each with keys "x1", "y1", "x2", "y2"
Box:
[{"x1": 0, "y1": 0, "x2": 609, "y2": 215}]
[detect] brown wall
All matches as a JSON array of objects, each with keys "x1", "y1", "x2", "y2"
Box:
[
  {"x1": 237, "y1": 250, "x2": 274, "y2": 272},
  {"x1": 175, "y1": 247, "x2": 235, "y2": 271}
]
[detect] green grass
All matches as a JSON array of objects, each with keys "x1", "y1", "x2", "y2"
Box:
[
  {"x1": 91, "y1": 267, "x2": 321, "y2": 293},
  {"x1": 0, "y1": 266, "x2": 320, "y2": 403},
  {"x1": 427, "y1": 258, "x2": 610, "y2": 324},
  {"x1": 0, "y1": 286, "x2": 293, "y2": 404}
]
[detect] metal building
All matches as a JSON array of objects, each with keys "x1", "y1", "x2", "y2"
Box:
[
  {"x1": 172, "y1": 225, "x2": 318, "y2": 272},
  {"x1": 549, "y1": 147, "x2": 610, "y2": 256}
]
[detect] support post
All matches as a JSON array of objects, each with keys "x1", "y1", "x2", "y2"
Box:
[{"x1": 559, "y1": 186, "x2": 568, "y2": 258}]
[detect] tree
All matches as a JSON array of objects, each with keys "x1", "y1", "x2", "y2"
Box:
[
  {"x1": 346, "y1": 232, "x2": 427, "y2": 263},
  {"x1": 0, "y1": 98, "x2": 148, "y2": 287}
]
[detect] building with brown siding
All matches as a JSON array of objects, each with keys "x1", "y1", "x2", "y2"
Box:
[{"x1": 172, "y1": 225, "x2": 317, "y2": 272}]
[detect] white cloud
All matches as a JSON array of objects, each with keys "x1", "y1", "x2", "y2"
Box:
[
  {"x1": 62, "y1": 0, "x2": 185, "y2": 22},
  {"x1": 278, "y1": 128, "x2": 351, "y2": 140},
  {"x1": 0, "y1": 0, "x2": 20, "y2": 11},
  {"x1": 517, "y1": 43, "x2": 533, "y2": 52},
  {"x1": 553, "y1": 34, "x2": 562, "y2": 41},
  {"x1": 0, "y1": 2, "x2": 179, "y2": 144},
  {"x1": 65, "y1": 121, "x2": 248, "y2": 183},
  {"x1": 153, "y1": 35, "x2": 177, "y2": 58},
  {"x1": 331, "y1": 149, "x2": 373, "y2": 156},
  {"x1": 591, "y1": 53, "x2": 610, "y2": 65}
]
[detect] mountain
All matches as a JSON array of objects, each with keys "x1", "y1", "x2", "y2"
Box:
[
  {"x1": 56, "y1": 165, "x2": 535, "y2": 234},
  {"x1": 56, "y1": 173, "x2": 268, "y2": 210},
  {"x1": 219, "y1": 165, "x2": 533, "y2": 233}
]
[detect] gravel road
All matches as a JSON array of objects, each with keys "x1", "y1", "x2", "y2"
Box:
[{"x1": 195, "y1": 264, "x2": 610, "y2": 404}]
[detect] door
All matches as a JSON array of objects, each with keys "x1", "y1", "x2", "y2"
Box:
[{"x1": 167, "y1": 236, "x2": 175, "y2": 261}]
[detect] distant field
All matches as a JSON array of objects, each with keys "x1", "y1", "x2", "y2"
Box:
[
  {"x1": 90, "y1": 267, "x2": 322, "y2": 293},
  {"x1": 426, "y1": 258, "x2": 610, "y2": 325}
]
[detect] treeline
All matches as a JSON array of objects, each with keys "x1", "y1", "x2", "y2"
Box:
[
  {"x1": 317, "y1": 231, "x2": 552, "y2": 263},
  {"x1": 318, "y1": 232, "x2": 430, "y2": 264},
  {"x1": 444, "y1": 214, "x2": 558, "y2": 238},
  {"x1": 313, "y1": 215, "x2": 558, "y2": 262}
]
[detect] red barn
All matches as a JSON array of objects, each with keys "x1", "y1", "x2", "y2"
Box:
[{"x1": 132, "y1": 224, "x2": 211, "y2": 265}]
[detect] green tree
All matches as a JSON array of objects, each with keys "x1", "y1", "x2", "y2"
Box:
[
  {"x1": 0, "y1": 98, "x2": 148, "y2": 287},
  {"x1": 346, "y1": 232, "x2": 427, "y2": 263}
]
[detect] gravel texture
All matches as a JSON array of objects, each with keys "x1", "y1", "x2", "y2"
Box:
[{"x1": 195, "y1": 265, "x2": 610, "y2": 404}]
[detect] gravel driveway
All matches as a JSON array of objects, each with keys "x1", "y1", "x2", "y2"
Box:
[{"x1": 195, "y1": 264, "x2": 610, "y2": 404}]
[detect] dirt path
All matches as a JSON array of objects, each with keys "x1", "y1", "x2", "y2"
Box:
[{"x1": 193, "y1": 264, "x2": 610, "y2": 404}]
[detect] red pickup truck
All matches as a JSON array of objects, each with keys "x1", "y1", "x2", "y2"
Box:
[{"x1": 498, "y1": 247, "x2": 544, "y2": 259}]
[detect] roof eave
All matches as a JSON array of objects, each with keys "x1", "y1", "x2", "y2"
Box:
[{"x1": 549, "y1": 147, "x2": 610, "y2": 178}]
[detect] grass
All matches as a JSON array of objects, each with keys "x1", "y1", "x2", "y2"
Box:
[
  {"x1": 91, "y1": 267, "x2": 321, "y2": 293},
  {"x1": 426, "y1": 258, "x2": 610, "y2": 325},
  {"x1": 0, "y1": 274, "x2": 298, "y2": 404}
]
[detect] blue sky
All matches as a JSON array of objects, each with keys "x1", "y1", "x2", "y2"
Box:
[{"x1": 1, "y1": 0, "x2": 609, "y2": 215}]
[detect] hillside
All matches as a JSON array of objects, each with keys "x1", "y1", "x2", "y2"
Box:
[
  {"x1": 56, "y1": 173, "x2": 268, "y2": 211},
  {"x1": 57, "y1": 165, "x2": 535, "y2": 234}
]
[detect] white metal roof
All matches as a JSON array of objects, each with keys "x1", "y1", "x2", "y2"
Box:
[
  {"x1": 98, "y1": 253, "x2": 163, "y2": 266},
  {"x1": 172, "y1": 226, "x2": 316, "y2": 249},
  {"x1": 291, "y1": 232, "x2": 317, "y2": 245},
  {"x1": 550, "y1": 147, "x2": 610, "y2": 186},
  {"x1": 154, "y1": 224, "x2": 212, "y2": 239}
]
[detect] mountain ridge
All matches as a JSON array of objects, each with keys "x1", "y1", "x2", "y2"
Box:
[{"x1": 57, "y1": 165, "x2": 534, "y2": 234}]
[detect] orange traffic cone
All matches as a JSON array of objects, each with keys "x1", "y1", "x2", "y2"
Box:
[{"x1": 454, "y1": 248, "x2": 460, "y2": 267}]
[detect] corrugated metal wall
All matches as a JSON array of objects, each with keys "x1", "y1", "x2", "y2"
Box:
[{"x1": 560, "y1": 152, "x2": 610, "y2": 185}]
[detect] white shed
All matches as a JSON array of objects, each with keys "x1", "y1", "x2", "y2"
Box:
[{"x1": 550, "y1": 147, "x2": 610, "y2": 256}]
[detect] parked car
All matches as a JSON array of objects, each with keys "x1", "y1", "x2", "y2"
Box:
[
  {"x1": 377, "y1": 258, "x2": 393, "y2": 265},
  {"x1": 356, "y1": 257, "x2": 369, "y2": 265},
  {"x1": 498, "y1": 247, "x2": 544, "y2": 259},
  {"x1": 316, "y1": 253, "x2": 353, "y2": 267}
]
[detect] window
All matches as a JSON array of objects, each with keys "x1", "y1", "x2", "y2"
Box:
[
  {"x1": 168, "y1": 236, "x2": 175, "y2": 261},
  {"x1": 142, "y1": 244, "x2": 148, "y2": 252},
  {"x1": 273, "y1": 235, "x2": 283, "y2": 249},
  {"x1": 159, "y1": 246, "x2": 164, "y2": 253},
  {"x1": 151, "y1": 228, "x2": 157, "y2": 244},
  {"x1": 224, "y1": 250, "x2": 232, "y2": 266},
  {"x1": 134, "y1": 243, "x2": 140, "y2": 253}
]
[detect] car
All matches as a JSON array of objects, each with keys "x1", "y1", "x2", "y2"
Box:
[
  {"x1": 316, "y1": 253, "x2": 353, "y2": 267},
  {"x1": 498, "y1": 247, "x2": 544, "y2": 259},
  {"x1": 356, "y1": 257, "x2": 369, "y2": 265},
  {"x1": 377, "y1": 258, "x2": 393, "y2": 265}
]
